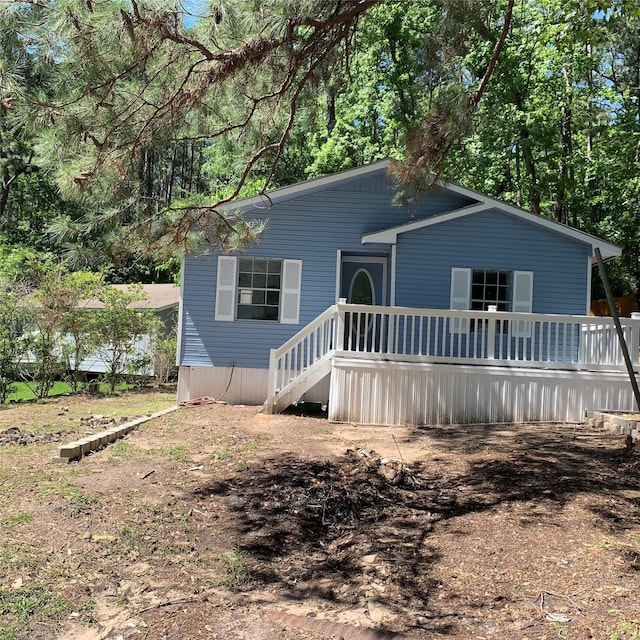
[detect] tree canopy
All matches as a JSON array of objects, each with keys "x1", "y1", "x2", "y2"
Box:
[{"x1": 2, "y1": 0, "x2": 640, "y2": 295}]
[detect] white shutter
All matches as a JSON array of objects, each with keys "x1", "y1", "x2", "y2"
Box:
[
  {"x1": 512, "y1": 270, "x2": 533, "y2": 338},
  {"x1": 280, "y1": 259, "x2": 302, "y2": 324},
  {"x1": 450, "y1": 268, "x2": 471, "y2": 333},
  {"x1": 214, "y1": 256, "x2": 237, "y2": 321}
]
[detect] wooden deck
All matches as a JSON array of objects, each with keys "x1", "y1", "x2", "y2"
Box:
[{"x1": 265, "y1": 303, "x2": 640, "y2": 425}]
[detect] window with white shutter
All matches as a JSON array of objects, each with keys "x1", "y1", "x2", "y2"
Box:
[
  {"x1": 512, "y1": 270, "x2": 533, "y2": 338},
  {"x1": 280, "y1": 259, "x2": 302, "y2": 324},
  {"x1": 214, "y1": 256, "x2": 237, "y2": 321},
  {"x1": 450, "y1": 267, "x2": 533, "y2": 336},
  {"x1": 214, "y1": 255, "x2": 302, "y2": 324},
  {"x1": 450, "y1": 267, "x2": 471, "y2": 333}
]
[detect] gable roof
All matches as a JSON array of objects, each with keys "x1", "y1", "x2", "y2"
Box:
[
  {"x1": 220, "y1": 159, "x2": 620, "y2": 262},
  {"x1": 362, "y1": 198, "x2": 621, "y2": 262},
  {"x1": 82, "y1": 284, "x2": 180, "y2": 311},
  {"x1": 219, "y1": 160, "x2": 393, "y2": 213}
]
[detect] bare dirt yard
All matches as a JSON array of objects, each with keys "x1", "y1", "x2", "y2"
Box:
[{"x1": 1, "y1": 390, "x2": 640, "y2": 640}]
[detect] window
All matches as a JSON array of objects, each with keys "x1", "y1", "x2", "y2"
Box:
[
  {"x1": 471, "y1": 269, "x2": 511, "y2": 311},
  {"x1": 237, "y1": 258, "x2": 282, "y2": 321},
  {"x1": 450, "y1": 268, "x2": 533, "y2": 336},
  {"x1": 215, "y1": 256, "x2": 302, "y2": 324}
]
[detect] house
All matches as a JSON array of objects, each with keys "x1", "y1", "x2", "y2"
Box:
[
  {"x1": 177, "y1": 160, "x2": 639, "y2": 425},
  {"x1": 82, "y1": 284, "x2": 180, "y2": 336},
  {"x1": 76, "y1": 283, "x2": 179, "y2": 375}
]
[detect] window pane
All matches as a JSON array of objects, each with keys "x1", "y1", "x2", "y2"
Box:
[
  {"x1": 238, "y1": 272, "x2": 251, "y2": 287},
  {"x1": 236, "y1": 305, "x2": 253, "y2": 320},
  {"x1": 268, "y1": 260, "x2": 282, "y2": 274},
  {"x1": 253, "y1": 259, "x2": 268, "y2": 273},
  {"x1": 252, "y1": 290, "x2": 266, "y2": 305},
  {"x1": 486, "y1": 271, "x2": 498, "y2": 285},
  {"x1": 266, "y1": 291, "x2": 280, "y2": 305},
  {"x1": 267, "y1": 274, "x2": 281, "y2": 288}
]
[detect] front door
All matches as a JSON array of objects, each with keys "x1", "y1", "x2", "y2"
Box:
[
  {"x1": 340, "y1": 256, "x2": 386, "y2": 305},
  {"x1": 340, "y1": 256, "x2": 387, "y2": 350}
]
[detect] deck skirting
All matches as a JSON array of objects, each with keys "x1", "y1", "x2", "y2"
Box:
[
  {"x1": 178, "y1": 365, "x2": 331, "y2": 406},
  {"x1": 327, "y1": 359, "x2": 637, "y2": 426}
]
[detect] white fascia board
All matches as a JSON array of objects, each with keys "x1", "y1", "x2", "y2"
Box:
[
  {"x1": 362, "y1": 201, "x2": 490, "y2": 244},
  {"x1": 219, "y1": 160, "x2": 392, "y2": 214},
  {"x1": 362, "y1": 198, "x2": 621, "y2": 260}
]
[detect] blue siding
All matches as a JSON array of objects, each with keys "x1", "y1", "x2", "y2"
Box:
[
  {"x1": 181, "y1": 175, "x2": 474, "y2": 370},
  {"x1": 394, "y1": 209, "x2": 590, "y2": 314},
  {"x1": 180, "y1": 171, "x2": 592, "y2": 371}
]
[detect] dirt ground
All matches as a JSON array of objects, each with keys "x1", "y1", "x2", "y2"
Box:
[{"x1": 1, "y1": 391, "x2": 640, "y2": 640}]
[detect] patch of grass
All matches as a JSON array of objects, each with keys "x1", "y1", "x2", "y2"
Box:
[
  {"x1": 0, "y1": 544, "x2": 40, "y2": 574},
  {"x1": 7, "y1": 381, "x2": 73, "y2": 403},
  {"x1": 120, "y1": 525, "x2": 140, "y2": 548},
  {"x1": 2, "y1": 513, "x2": 32, "y2": 529},
  {"x1": 153, "y1": 444, "x2": 190, "y2": 462},
  {"x1": 213, "y1": 450, "x2": 231, "y2": 461},
  {"x1": 0, "y1": 585, "x2": 71, "y2": 637},
  {"x1": 34, "y1": 482, "x2": 98, "y2": 519},
  {"x1": 217, "y1": 547, "x2": 249, "y2": 586},
  {"x1": 108, "y1": 439, "x2": 136, "y2": 461},
  {"x1": 611, "y1": 622, "x2": 640, "y2": 640}
]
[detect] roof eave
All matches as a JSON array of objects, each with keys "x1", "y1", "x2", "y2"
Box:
[{"x1": 220, "y1": 160, "x2": 392, "y2": 214}]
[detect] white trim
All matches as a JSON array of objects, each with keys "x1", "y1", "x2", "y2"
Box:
[
  {"x1": 450, "y1": 267, "x2": 471, "y2": 334},
  {"x1": 450, "y1": 267, "x2": 471, "y2": 310},
  {"x1": 362, "y1": 201, "x2": 621, "y2": 260},
  {"x1": 512, "y1": 270, "x2": 534, "y2": 338},
  {"x1": 364, "y1": 202, "x2": 489, "y2": 244},
  {"x1": 176, "y1": 256, "x2": 185, "y2": 364},
  {"x1": 280, "y1": 259, "x2": 303, "y2": 324},
  {"x1": 335, "y1": 250, "x2": 342, "y2": 302},
  {"x1": 586, "y1": 256, "x2": 592, "y2": 316},
  {"x1": 214, "y1": 256, "x2": 237, "y2": 322},
  {"x1": 219, "y1": 160, "x2": 392, "y2": 213},
  {"x1": 390, "y1": 244, "x2": 397, "y2": 306}
]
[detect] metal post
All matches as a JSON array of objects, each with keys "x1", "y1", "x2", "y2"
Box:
[{"x1": 594, "y1": 247, "x2": 640, "y2": 411}]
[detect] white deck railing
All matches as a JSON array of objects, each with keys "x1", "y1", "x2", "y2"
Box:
[
  {"x1": 268, "y1": 302, "x2": 640, "y2": 399},
  {"x1": 268, "y1": 305, "x2": 338, "y2": 398}
]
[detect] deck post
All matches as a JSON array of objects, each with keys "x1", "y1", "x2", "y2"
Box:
[
  {"x1": 268, "y1": 348, "x2": 277, "y2": 397},
  {"x1": 336, "y1": 299, "x2": 346, "y2": 351},
  {"x1": 487, "y1": 305, "x2": 497, "y2": 359}
]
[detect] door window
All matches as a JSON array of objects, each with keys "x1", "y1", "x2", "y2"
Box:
[{"x1": 349, "y1": 268, "x2": 375, "y2": 305}]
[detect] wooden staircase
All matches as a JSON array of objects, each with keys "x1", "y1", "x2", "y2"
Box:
[{"x1": 263, "y1": 305, "x2": 339, "y2": 414}]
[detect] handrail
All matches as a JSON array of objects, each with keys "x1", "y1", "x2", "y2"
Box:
[
  {"x1": 334, "y1": 302, "x2": 640, "y2": 370},
  {"x1": 266, "y1": 303, "x2": 640, "y2": 404},
  {"x1": 268, "y1": 304, "x2": 339, "y2": 398}
]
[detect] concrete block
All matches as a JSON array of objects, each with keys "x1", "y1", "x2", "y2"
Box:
[
  {"x1": 53, "y1": 405, "x2": 178, "y2": 463},
  {"x1": 94, "y1": 432, "x2": 107, "y2": 447},
  {"x1": 58, "y1": 443, "x2": 82, "y2": 460}
]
